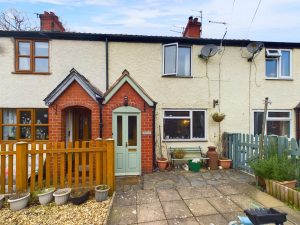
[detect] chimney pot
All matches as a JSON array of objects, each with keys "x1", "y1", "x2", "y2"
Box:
[{"x1": 183, "y1": 16, "x2": 202, "y2": 38}]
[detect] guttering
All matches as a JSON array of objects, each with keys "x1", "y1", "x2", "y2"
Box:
[
  {"x1": 105, "y1": 37, "x2": 109, "y2": 91},
  {"x1": 96, "y1": 95, "x2": 104, "y2": 138},
  {"x1": 152, "y1": 102, "x2": 157, "y2": 170}
]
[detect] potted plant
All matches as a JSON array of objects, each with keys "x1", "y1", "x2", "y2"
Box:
[
  {"x1": 0, "y1": 194, "x2": 4, "y2": 209},
  {"x1": 70, "y1": 188, "x2": 89, "y2": 205},
  {"x1": 7, "y1": 192, "x2": 30, "y2": 211},
  {"x1": 36, "y1": 187, "x2": 55, "y2": 205},
  {"x1": 212, "y1": 112, "x2": 225, "y2": 122},
  {"x1": 95, "y1": 184, "x2": 110, "y2": 202},
  {"x1": 218, "y1": 133, "x2": 232, "y2": 169},
  {"x1": 53, "y1": 188, "x2": 71, "y2": 205},
  {"x1": 157, "y1": 126, "x2": 168, "y2": 171}
]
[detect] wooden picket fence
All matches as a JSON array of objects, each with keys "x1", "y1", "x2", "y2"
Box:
[
  {"x1": 265, "y1": 179, "x2": 300, "y2": 208},
  {"x1": 225, "y1": 133, "x2": 300, "y2": 174},
  {"x1": 0, "y1": 139, "x2": 115, "y2": 195}
]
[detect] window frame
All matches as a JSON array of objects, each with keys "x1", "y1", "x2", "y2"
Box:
[
  {"x1": 162, "y1": 43, "x2": 192, "y2": 77},
  {"x1": 252, "y1": 109, "x2": 292, "y2": 137},
  {"x1": 15, "y1": 39, "x2": 50, "y2": 75},
  {"x1": 162, "y1": 109, "x2": 207, "y2": 141},
  {"x1": 0, "y1": 108, "x2": 49, "y2": 142},
  {"x1": 265, "y1": 49, "x2": 292, "y2": 79}
]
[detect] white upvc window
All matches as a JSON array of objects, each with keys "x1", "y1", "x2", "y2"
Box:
[
  {"x1": 162, "y1": 43, "x2": 191, "y2": 77},
  {"x1": 253, "y1": 110, "x2": 292, "y2": 138},
  {"x1": 265, "y1": 49, "x2": 292, "y2": 79},
  {"x1": 163, "y1": 109, "x2": 206, "y2": 141}
]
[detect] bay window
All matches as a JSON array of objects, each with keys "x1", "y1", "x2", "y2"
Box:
[
  {"x1": 163, "y1": 110, "x2": 206, "y2": 140},
  {"x1": 265, "y1": 49, "x2": 292, "y2": 79},
  {"x1": 0, "y1": 108, "x2": 49, "y2": 141},
  {"x1": 163, "y1": 43, "x2": 191, "y2": 77},
  {"x1": 253, "y1": 110, "x2": 291, "y2": 137}
]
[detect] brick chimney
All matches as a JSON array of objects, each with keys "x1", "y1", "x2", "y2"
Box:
[
  {"x1": 39, "y1": 11, "x2": 65, "y2": 32},
  {"x1": 183, "y1": 16, "x2": 201, "y2": 38}
]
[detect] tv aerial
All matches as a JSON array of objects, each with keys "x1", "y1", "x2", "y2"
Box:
[
  {"x1": 246, "y1": 41, "x2": 264, "y2": 61},
  {"x1": 199, "y1": 44, "x2": 218, "y2": 60}
]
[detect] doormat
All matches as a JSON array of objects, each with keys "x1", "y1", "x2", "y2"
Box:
[{"x1": 116, "y1": 176, "x2": 142, "y2": 191}]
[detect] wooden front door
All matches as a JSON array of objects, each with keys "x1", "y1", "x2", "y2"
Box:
[
  {"x1": 66, "y1": 107, "x2": 91, "y2": 143},
  {"x1": 113, "y1": 107, "x2": 141, "y2": 176}
]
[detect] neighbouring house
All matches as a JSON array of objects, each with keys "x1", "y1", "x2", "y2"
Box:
[{"x1": 1, "y1": 12, "x2": 300, "y2": 175}]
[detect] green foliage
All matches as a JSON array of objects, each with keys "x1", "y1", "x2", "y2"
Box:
[{"x1": 249, "y1": 149, "x2": 300, "y2": 181}]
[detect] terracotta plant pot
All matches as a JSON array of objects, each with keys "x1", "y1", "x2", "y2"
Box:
[
  {"x1": 278, "y1": 180, "x2": 297, "y2": 189},
  {"x1": 157, "y1": 158, "x2": 168, "y2": 171},
  {"x1": 218, "y1": 159, "x2": 232, "y2": 169},
  {"x1": 256, "y1": 176, "x2": 266, "y2": 187}
]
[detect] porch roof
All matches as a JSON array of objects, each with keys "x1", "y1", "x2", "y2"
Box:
[
  {"x1": 103, "y1": 70, "x2": 156, "y2": 107},
  {"x1": 44, "y1": 68, "x2": 103, "y2": 106}
]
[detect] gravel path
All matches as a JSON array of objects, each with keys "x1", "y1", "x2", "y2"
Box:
[{"x1": 0, "y1": 198, "x2": 111, "y2": 225}]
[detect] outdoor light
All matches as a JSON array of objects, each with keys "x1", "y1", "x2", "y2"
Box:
[{"x1": 124, "y1": 96, "x2": 128, "y2": 106}]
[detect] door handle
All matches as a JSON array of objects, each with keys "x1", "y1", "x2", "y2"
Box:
[{"x1": 125, "y1": 142, "x2": 128, "y2": 147}]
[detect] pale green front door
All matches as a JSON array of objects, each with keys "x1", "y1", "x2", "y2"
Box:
[{"x1": 113, "y1": 107, "x2": 141, "y2": 176}]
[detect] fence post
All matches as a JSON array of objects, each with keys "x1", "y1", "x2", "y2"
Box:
[
  {"x1": 16, "y1": 142, "x2": 28, "y2": 193},
  {"x1": 106, "y1": 139, "x2": 115, "y2": 196}
]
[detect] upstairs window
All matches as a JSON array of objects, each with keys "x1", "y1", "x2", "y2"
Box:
[
  {"x1": 16, "y1": 40, "x2": 49, "y2": 74},
  {"x1": 265, "y1": 49, "x2": 291, "y2": 79},
  {"x1": 163, "y1": 43, "x2": 191, "y2": 77}
]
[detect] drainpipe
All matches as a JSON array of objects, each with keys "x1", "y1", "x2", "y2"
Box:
[
  {"x1": 105, "y1": 37, "x2": 109, "y2": 91},
  {"x1": 152, "y1": 102, "x2": 157, "y2": 170},
  {"x1": 96, "y1": 95, "x2": 104, "y2": 138}
]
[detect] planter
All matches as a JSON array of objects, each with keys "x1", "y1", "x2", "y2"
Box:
[
  {"x1": 218, "y1": 159, "x2": 232, "y2": 169},
  {"x1": 0, "y1": 195, "x2": 4, "y2": 209},
  {"x1": 53, "y1": 188, "x2": 71, "y2": 205},
  {"x1": 188, "y1": 160, "x2": 201, "y2": 172},
  {"x1": 278, "y1": 180, "x2": 297, "y2": 189},
  {"x1": 70, "y1": 189, "x2": 89, "y2": 205},
  {"x1": 157, "y1": 157, "x2": 168, "y2": 171},
  {"x1": 207, "y1": 146, "x2": 218, "y2": 170},
  {"x1": 256, "y1": 176, "x2": 266, "y2": 187},
  {"x1": 7, "y1": 193, "x2": 30, "y2": 211},
  {"x1": 212, "y1": 112, "x2": 225, "y2": 122},
  {"x1": 37, "y1": 187, "x2": 55, "y2": 205},
  {"x1": 95, "y1": 185, "x2": 110, "y2": 202}
]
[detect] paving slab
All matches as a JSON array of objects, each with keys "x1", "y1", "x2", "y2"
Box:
[
  {"x1": 161, "y1": 200, "x2": 193, "y2": 219},
  {"x1": 137, "y1": 189, "x2": 159, "y2": 204},
  {"x1": 177, "y1": 186, "x2": 221, "y2": 199},
  {"x1": 229, "y1": 194, "x2": 263, "y2": 209},
  {"x1": 137, "y1": 202, "x2": 166, "y2": 223},
  {"x1": 221, "y1": 211, "x2": 246, "y2": 223},
  {"x1": 168, "y1": 217, "x2": 199, "y2": 225},
  {"x1": 114, "y1": 190, "x2": 137, "y2": 206},
  {"x1": 207, "y1": 196, "x2": 242, "y2": 213},
  {"x1": 184, "y1": 199, "x2": 218, "y2": 216},
  {"x1": 138, "y1": 220, "x2": 168, "y2": 225},
  {"x1": 196, "y1": 214, "x2": 228, "y2": 225},
  {"x1": 246, "y1": 188, "x2": 286, "y2": 208},
  {"x1": 108, "y1": 205, "x2": 137, "y2": 225},
  {"x1": 216, "y1": 184, "x2": 244, "y2": 195},
  {"x1": 157, "y1": 188, "x2": 181, "y2": 202},
  {"x1": 274, "y1": 205, "x2": 300, "y2": 225}
]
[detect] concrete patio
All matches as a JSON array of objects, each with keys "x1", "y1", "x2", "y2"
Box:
[{"x1": 108, "y1": 169, "x2": 300, "y2": 225}]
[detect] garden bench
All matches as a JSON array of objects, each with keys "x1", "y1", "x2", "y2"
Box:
[{"x1": 168, "y1": 146, "x2": 209, "y2": 166}]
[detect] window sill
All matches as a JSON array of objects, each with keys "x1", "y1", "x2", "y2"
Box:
[
  {"x1": 162, "y1": 75, "x2": 193, "y2": 78},
  {"x1": 265, "y1": 77, "x2": 293, "y2": 81},
  {"x1": 163, "y1": 139, "x2": 208, "y2": 142},
  {"x1": 12, "y1": 71, "x2": 52, "y2": 75}
]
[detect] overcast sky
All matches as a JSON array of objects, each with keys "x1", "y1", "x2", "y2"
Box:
[{"x1": 0, "y1": 0, "x2": 299, "y2": 42}]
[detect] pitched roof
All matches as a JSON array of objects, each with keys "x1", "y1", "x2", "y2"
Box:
[
  {"x1": 104, "y1": 70, "x2": 156, "y2": 106},
  {"x1": 44, "y1": 68, "x2": 103, "y2": 106},
  {"x1": 1, "y1": 30, "x2": 300, "y2": 48}
]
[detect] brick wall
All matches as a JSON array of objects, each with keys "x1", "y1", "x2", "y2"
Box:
[
  {"x1": 103, "y1": 82, "x2": 154, "y2": 173},
  {"x1": 48, "y1": 81, "x2": 100, "y2": 141}
]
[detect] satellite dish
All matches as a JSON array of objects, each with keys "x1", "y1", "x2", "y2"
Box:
[
  {"x1": 246, "y1": 42, "x2": 264, "y2": 54},
  {"x1": 200, "y1": 44, "x2": 218, "y2": 59}
]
